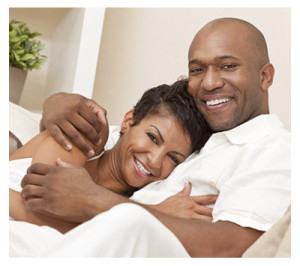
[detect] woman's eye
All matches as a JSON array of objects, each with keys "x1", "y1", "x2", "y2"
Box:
[
  {"x1": 168, "y1": 154, "x2": 179, "y2": 165},
  {"x1": 147, "y1": 133, "x2": 158, "y2": 144}
]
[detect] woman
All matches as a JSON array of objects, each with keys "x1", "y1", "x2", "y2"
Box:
[{"x1": 9, "y1": 79, "x2": 215, "y2": 233}]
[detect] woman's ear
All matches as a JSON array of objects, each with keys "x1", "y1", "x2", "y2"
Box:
[
  {"x1": 260, "y1": 63, "x2": 275, "y2": 91},
  {"x1": 121, "y1": 110, "x2": 134, "y2": 134}
]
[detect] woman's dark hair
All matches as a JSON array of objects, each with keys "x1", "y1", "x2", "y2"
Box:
[{"x1": 130, "y1": 79, "x2": 212, "y2": 153}]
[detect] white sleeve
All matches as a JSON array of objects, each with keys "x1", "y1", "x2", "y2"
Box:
[{"x1": 212, "y1": 142, "x2": 291, "y2": 231}]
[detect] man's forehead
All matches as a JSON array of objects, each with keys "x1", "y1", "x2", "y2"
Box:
[{"x1": 188, "y1": 25, "x2": 253, "y2": 60}]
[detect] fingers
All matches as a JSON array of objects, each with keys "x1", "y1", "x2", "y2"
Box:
[
  {"x1": 56, "y1": 158, "x2": 76, "y2": 168},
  {"x1": 24, "y1": 198, "x2": 46, "y2": 212},
  {"x1": 85, "y1": 98, "x2": 108, "y2": 126},
  {"x1": 47, "y1": 123, "x2": 73, "y2": 151},
  {"x1": 59, "y1": 120, "x2": 95, "y2": 157},
  {"x1": 191, "y1": 194, "x2": 218, "y2": 205},
  {"x1": 27, "y1": 163, "x2": 53, "y2": 175},
  {"x1": 21, "y1": 184, "x2": 45, "y2": 199},
  {"x1": 180, "y1": 181, "x2": 192, "y2": 197},
  {"x1": 80, "y1": 99, "x2": 105, "y2": 133},
  {"x1": 72, "y1": 112, "x2": 101, "y2": 146},
  {"x1": 193, "y1": 204, "x2": 214, "y2": 217},
  {"x1": 21, "y1": 173, "x2": 45, "y2": 188}
]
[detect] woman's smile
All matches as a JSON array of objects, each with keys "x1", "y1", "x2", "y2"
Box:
[{"x1": 133, "y1": 156, "x2": 154, "y2": 179}]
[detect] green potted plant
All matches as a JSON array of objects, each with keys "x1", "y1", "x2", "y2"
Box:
[{"x1": 9, "y1": 19, "x2": 47, "y2": 104}]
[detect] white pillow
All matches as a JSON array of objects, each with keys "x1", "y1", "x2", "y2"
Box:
[{"x1": 9, "y1": 102, "x2": 41, "y2": 146}]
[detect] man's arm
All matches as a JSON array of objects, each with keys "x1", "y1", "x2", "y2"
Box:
[
  {"x1": 83, "y1": 182, "x2": 263, "y2": 257},
  {"x1": 21, "y1": 162, "x2": 262, "y2": 257},
  {"x1": 41, "y1": 92, "x2": 108, "y2": 157}
]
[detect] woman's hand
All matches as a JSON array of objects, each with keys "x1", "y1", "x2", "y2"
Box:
[
  {"x1": 41, "y1": 93, "x2": 108, "y2": 157},
  {"x1": 149, "y1": 182, "x2": 218, "y2": 221}
]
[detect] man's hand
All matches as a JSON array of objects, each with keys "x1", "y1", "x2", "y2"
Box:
[
  {"x1": 41, "y1": 93, "x2": 108, "y2": 157},
  {"x1": 20, "y1": 158, "x2": 102, "y2": 219},
  {"x1": 149, "y1": 181, "x2": 217, "y2": 221}
]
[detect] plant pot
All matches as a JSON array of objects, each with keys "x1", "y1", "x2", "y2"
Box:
[{"x1": 9, "y1": 66, "x2": 27, "y2": 104}]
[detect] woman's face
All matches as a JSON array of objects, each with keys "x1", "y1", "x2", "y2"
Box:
[{"x1": 118, "y1": 112, "x2": 192, "y2": 189}]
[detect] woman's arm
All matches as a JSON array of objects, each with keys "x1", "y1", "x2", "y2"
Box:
[
  {"x1": 9, "y1": 129, "x2": 88, "y2": 166},
  {"x1": 9, "y1": 188, "x2": 78, "y2": 233},
  {"x1": 9, "y1": 130, "x2": 92, "y2": 233}
]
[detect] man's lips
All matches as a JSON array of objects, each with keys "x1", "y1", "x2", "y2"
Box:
[{"x1": 200, "y1": 97, "x2": 233, "y2": 110}]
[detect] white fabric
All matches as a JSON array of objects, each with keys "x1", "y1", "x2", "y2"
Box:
[
  {"x1": 130, "y1": 114, "x2": 291, "y2": 231},
  {"x1": 9, "y1": 203, "x2": 188, "y2": 257},
  {"x1": 9, "y1": 102, "x2": 42, "y2": 145},
  {"x1": 9, "y1": 114, "x2": 290, "y2": 257},
  {"x1": 42, "y1": 203, "x2": 189, "y2": 257},
  {"x1": 9, "y1": 153, "x2": 187, "y2": 257},
  {"x1": 9, "y1": 158, "x2": 32, "y2": 193}
]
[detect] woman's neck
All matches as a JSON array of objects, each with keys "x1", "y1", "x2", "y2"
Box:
[{"x1": 87, "y1": 145, "x2": 135, "y2": 196}]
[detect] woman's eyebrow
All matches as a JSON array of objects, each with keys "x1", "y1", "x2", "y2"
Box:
[
  {"x1": 150, "y1": 125, "x2": 164, "y2": 142},
  {"x1": 150, "y1": 125, "x2": 186, "y2": 159}
]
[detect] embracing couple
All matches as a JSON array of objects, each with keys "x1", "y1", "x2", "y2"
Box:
[{"x1": 9, "y1": 17, "x2": 290, "y2": 257}]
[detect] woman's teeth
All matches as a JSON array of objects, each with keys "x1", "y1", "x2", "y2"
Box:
[
  {"x1": 135, "y1": 159, "x2": 151, "y2": 176},
  {"x1": 206, "y1": 98, "x2": 230, "y2": 106}
]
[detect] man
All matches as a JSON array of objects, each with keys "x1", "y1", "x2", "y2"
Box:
[{"x1": 18, "y1": 18, "x2": 290, "y2": 257}]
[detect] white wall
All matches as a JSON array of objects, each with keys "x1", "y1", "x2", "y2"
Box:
[
  {"x1": 93, "y1": 8, "x2": 291, "y2": 130},
  {"x1": 9, "y1": 8, "x2": 104, "y2": 111}
]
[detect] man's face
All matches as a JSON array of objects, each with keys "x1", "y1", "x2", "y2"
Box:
[{"x1": 188, "y1": 24, "x2": 266, "y2": 132}]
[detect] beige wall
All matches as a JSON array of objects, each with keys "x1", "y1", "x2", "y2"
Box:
[
  {"x1": 93, "y1": 8, "x2": 291, "y2": 130},
  {"x1": 10, "y1": 8, "x2": 290, "y2": 130}
]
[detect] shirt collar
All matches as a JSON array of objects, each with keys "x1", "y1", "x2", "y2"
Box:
[{"x1": 210, "y1": 114, "x2": 284, "y2": 145}]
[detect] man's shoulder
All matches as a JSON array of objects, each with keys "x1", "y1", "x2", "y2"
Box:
[{"x1": 223, "y1": 114, "x2": 290, "y2": 146}]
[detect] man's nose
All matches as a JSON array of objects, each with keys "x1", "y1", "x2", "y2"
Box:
[{"x1": 201, "y1": 67, "x2": 224, "y2": 91}]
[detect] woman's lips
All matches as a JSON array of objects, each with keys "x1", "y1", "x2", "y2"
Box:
[{"x1": 133, "y1": 157, "x2": 153, "y2": 179}]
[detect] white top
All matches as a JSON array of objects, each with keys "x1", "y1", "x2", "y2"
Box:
[
  {"x1": 10, "y1": 115, "x2": 290, "y2": 232},
  {"x1": 127, "y1": 114, "x2": 291, "y2": 231}
]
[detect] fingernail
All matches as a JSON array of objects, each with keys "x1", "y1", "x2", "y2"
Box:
[
  {"x1": 65, "y1": 143, "x2": 72, "y2": 150},
  {"x1": 87, "y1": 150, "x2": 95, "y2": 157},
  {"x1": 96, "y1": 138, "x2": 102, "y2": 146}
]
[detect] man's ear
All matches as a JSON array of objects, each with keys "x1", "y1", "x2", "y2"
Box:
[
  {"x1": 121, "y1": 110, "x2": 134, "y2": 134},
  {"x1": 260, "y1": 63, "x2": 275, "y2": 91}
]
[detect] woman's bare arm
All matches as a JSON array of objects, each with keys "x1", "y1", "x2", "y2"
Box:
[{"x1": 9, "y1": 130, "x2": 90, "y2": 233}]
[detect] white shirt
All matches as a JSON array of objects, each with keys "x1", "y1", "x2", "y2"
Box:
[{"x1": 125, "y1": 114, "x2": 290, "y2": 231}]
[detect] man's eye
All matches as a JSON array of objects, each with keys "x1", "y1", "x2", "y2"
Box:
[
  {"x1": 168, "y1": 154, "x2": 179, "y2": 165},
  {"x1": 189, "y1": 67, "x2": 204, "y2": 73},
  {"x1": 147, "y1": 133, "x2": 158, "y2": 144},
  {"x1": 222, "y1": 64, "x2": 237, "y2": 70}
]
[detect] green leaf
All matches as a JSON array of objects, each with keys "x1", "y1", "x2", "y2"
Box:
[
  {"x1": 20, "y1": 35, "x2": 28, "y2": 42},
  {"x1": 16, "y1": 61, "x2": 26, "y2": 67},
  {"x1": 20, "y1": 54, "x2": 34, "y2": 61},
  {"x1": 10, "y1": 36, "x2": 20, "y2": 43},
  {"x1": 9, "y1": 29, "x2": 16, "y2": 39},
  {"x1": 29, "y1": 32, "x2": 41, "y2": 38},
  {"x1": 12, "y1": 51, "x2": 20, "y2": 61},
  {"x1": 14, "y1": 48, "x2": 25, "y2": 55},
  {"x1": 36, "y1": 43, "x2": 47, "y2": 51},
  {"x1": 28, "y1": 59, "x2": 37, "y2": 66}
]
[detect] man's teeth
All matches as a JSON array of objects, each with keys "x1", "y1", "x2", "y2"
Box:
[
  {"x1": 206, "y1": 98, "x2": 230, "y2": 106},
  {"x1": 135, "y1": 159, "x2": 151, "y2": 175}
]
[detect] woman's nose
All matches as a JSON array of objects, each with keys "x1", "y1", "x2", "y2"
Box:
[{"x1": 147, "y1": 149, "x2": 164, "y2": 169}]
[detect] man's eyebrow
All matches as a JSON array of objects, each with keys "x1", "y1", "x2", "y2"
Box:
[
  {"x1": 188, "y1": 55, "x2": 241, "y2": 66},
  {"x1": 188, "y1": 59, "x2": 201, "y2": 66},
  {"x1": 150, "y1": 125, "x2": 186, "y2": 159},
  {"x1": 215, "y1": 55, "x2": 241, "y2": 61}
]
